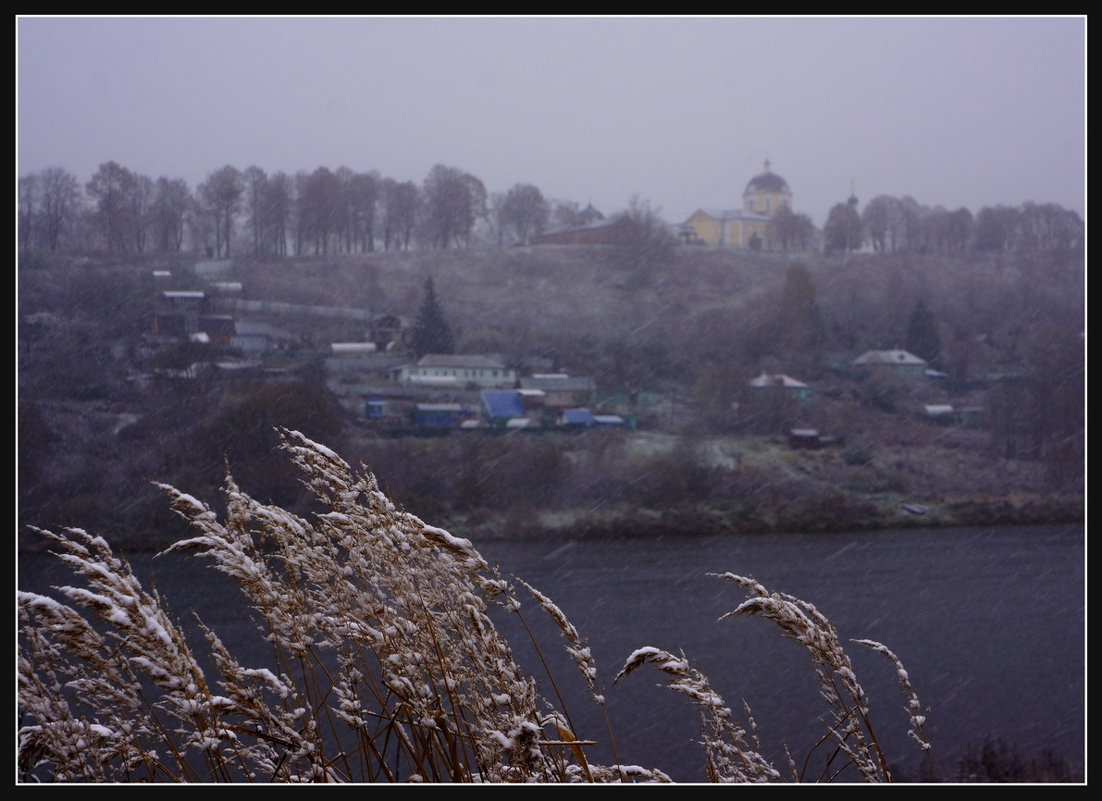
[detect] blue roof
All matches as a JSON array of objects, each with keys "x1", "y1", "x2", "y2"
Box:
[
  {"x1": 562, "y1": 408, "x2": 595, "y2": 425},
  {"x1": 482, "y1": 390, "x2": 524, "y2": 419}
]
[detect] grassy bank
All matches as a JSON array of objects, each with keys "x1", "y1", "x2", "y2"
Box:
[{"x1": 340, "y1": 427, "x2": 1081, "y2": 543}]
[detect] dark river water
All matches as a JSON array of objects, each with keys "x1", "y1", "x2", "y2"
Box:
[{"x1": 18, "y1": 523, "x2": 1084, "y2": 783}]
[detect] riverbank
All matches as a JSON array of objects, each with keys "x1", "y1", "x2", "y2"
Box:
[
  {"x1": 17, "y1": 425, "x2": 1082, "y2": 555},
  {"x1": 401, "y1": 431, "x2": 1084, "y2": 542},
  {"x1": 438, "y1": 491, "x2": 1084, "y2": 542}
]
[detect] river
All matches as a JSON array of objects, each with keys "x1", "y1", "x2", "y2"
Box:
[{"x1": 18, "y1": 523, "x2": 1084, "y2": 783}]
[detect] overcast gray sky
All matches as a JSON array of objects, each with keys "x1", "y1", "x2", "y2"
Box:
[{"x1": 16, "y1": 15, "x2": 1085, "y2": 227}]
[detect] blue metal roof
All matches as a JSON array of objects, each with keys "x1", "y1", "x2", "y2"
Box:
[
  {"x1": 562, "y1": 408, "x2": 594, "y2": 425},
  {"x1": 482, "y1": 390, "x2": 524, "y2": 419}
]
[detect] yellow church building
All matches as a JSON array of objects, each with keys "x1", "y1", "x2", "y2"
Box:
[{"x1": 682, "y1": 160, "x2": 793, "y2": 249}]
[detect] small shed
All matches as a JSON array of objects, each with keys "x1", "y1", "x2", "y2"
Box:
[
  {"x1": 159, "y1": 290, "x2": 208, "y2": 313},
  {"x1": 232, "y1": 321, "x2": 296, "y2": 354},
  {"x1": 331, "y1": 342, "x2": 378, "y2": 355},
  {"x1": 560, "y1": 408, "x2": 595, "y2": 429},
  {"x1": 593, "y1": 414, "x2": 626, "y2": 428},
  {"x1": 482, "y1": 390, "x2": 526, "y2": 427},
  {"x1": 412, "y1": 403, "x2": 467, "y2": 428},
  {"x1": 193, "y1": 260, "x2": 234, "y2": 278},
  {"x1": 788, "y1": 428, "x2": 821, "y2": 449},
  {"x1": 199, "y1": 315, "x2": 235, "y2": 345},
  {"x1": 923, "y1": 404, "x2": 958, "y2": 425},
  {"x1": 209, "y1": 281, "x2": 244, "y2": 294},
  {"x1": 365, "y1": 397, "x2": 386, "y2": 418}
]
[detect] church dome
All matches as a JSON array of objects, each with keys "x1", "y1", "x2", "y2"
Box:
[{"x1": 744, "y1": 159, "x2": 790, "y2": 195}]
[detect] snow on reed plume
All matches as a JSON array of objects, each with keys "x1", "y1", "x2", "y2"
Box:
[
  {"x1": 714, "y1": 572, "x2": 934, "y2": 782},
  {"x1": 19, "y1": 430, "x2": 929, "y2": 783}
]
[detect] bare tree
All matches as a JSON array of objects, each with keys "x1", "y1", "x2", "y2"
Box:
[
  {"x1": 422, "y1": 164, "x2": 486, "y2": 249},
  {"x1": 1016, "y1": 202, "x2": 1083, "y2": 252},
  {"x1": 128, "y1": 173, "x2": 155, "y2": 253},
  {"x1": 972, "y1": 205, "x2": 1020, "y2": 253},
  {"x1": 861, "y1": 195, "x2": 896, "y2": 253},
  {"x1": 39, "y1": 167, "x2": 82, "y2": 251},
  {"x1": 86, "y1": 161, "x2": 136, "y2": 252},
  {"x1": 485, "y1": 191, "x2": 508, "y2": 248},
  {"x1": 198, "y1": 165, "x2": 244, "y2": 257},
  {"x1": 151, "y1": 177, "x2": 190, "y2": 252},
  {"x1": 769, "y1": 204, "x2": 816, "y2": 252},
  {"x1": 19, "y1": 167, "x2": 83, "y2": 251},
  {"x1": 823, "y1": 201, "x2": 864, "y2": 254},
  {"x1": 550, "y1": 199, "x2": 582, "y2": 229},
  {"x1": 18, "y1": 173, "x2": 38, "y2": 250},
  {"x1": 500, "y1": 183, "x2": 549, "y2": 245},
  {"x1": 242, "y1": 166, "x2": 269, "y2": 256},
  {"x1": 611, "y1": 196, "x2": 675, "y2": 282},
  {"x1": 262, "y1": 172, "x2": 292, "y2": 256},
  {"x1": 337, "y1": 169, "x2": 379, "y2": 253},
  {"x1": 296, "y1": 167, "x2": 341, "y2": 255},
  {"x1": 381, "y1": 178, "x2": 419, "y2": 251}
]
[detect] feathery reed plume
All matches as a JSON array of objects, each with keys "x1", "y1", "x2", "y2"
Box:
[
  {"x1": 854, "y1": 639, "x2": 935, "y2": 780},
  {"x1": 19, "y1": 431, "x2": 933, "y2": 784},
  {"x1": 613, "y1": 646, "x2": 780, "y2": 782},
  {"x1": 18, "y1": 430, "x2": 658, "y2": 783},
  {"x1": 519, "y1": 579, "x2": 604, "y2": 706},
  {"x1": 19, "y1": 527, "x2": 233, "y2": 781},
  {"x1": 714, "y1": 572, "x2": 920, "y2": 782}
]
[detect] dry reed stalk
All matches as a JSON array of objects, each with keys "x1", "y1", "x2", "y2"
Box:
[
  {"x1": 613, "y1": 646, "x2": 780, "y2": 782},
  {"x1": 18, "y1": 431, "x2": 665, "y2": 783},
  {"x1": 19, "y1": 430, "x2": 932, "y2": 784},
  {"x1": 714, "y1": 571, "x2": 934, "y2": 782},
  {"x1": 854, "y1": 638, "x2": 935, "y2": 780}
]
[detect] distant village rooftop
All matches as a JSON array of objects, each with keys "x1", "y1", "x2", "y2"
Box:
[
  {"x1": 749, "y1": 373, "x2": 810, "y2": 389},
  {"x1": 417, "y1": 353, "x2": 508, "y2": 369},
  {"x1": 853, "y1": 349, "x2": 926, "y2": 365}
]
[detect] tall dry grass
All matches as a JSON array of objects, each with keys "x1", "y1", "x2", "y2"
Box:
[{"x1": 19, "y1": 430, "x2": 931, "y2": 783}]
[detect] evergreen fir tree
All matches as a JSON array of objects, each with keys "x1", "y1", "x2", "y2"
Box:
[
  {"x1": 410, "y1": 276, "x2": 455, "y2": 357},
  {"x1": 905, "y1": 300, "x2": 941, "y2": 366},
  {"x1": 774, "y1": 262, "x2": 825, "y2": 358}
]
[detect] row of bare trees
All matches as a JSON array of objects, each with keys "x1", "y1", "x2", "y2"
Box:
[
  {"x1": 21, "y1": 159, "x2": 1083, "y2": 259},
  {"x1": 822, "y1": 194, "x2": 1083, "y2": 256},
  {"x1": 19, "y1": 161, "x2": 565, "y2": 257}
]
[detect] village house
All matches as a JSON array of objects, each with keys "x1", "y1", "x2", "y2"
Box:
[
  {"x1": 158, "y1": 290, "x2": 208, "y2": 313},
  {"x1": 517, "y1": 374, "x2": 597, "y2": 408},
  {"x1": 392, "y1": 354, "x2": 517, "y2": 389},
  {"x1": 151, "y1": 290, "x2": 240, "y2": 346},
  {"x1": 369, "y1": 313, "x2": 410, "y2": 352},
  {"x1": 231, "y1": 320, "x2": 298, "y2": 355},
  {"x1": 480, "y1": 389, "x2": 533, "y2": 429},
  {"x1": 749, "y1": 373, "x2": 815, "y2": 402},
  {"x1": 852, "y1": 349, "x2": 928, "y2": 380},
  {"x1": 527, "y1": 206, "x2": 636, "y2": 246}
]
